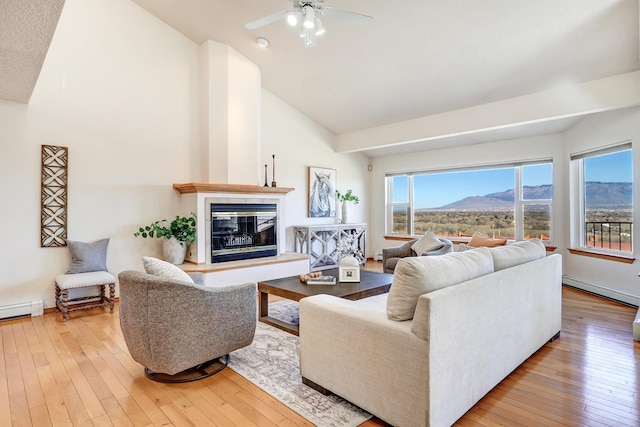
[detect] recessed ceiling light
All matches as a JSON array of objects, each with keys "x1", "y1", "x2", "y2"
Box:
[{"x1": 256, "y1": 37, "x2": 270, "y2": 48}]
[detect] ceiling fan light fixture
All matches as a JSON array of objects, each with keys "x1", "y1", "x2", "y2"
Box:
[
  {"x1": 304, "y1": 30, "x2": 317, "y2": 47},
  {"x1": 244, "y1": 1, "x2": 373, "y2": 48},
  {"x1": 303, "y1": 6, "x2": 315, "y2": 29},
  {"x1": 286, "y1": 11, "x2": 298, "y2": 26},
  {"x1": 314, "y1": 18, "x2": 325, "y2": 36}
]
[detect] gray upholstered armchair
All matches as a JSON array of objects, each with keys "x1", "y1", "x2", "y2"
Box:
[
  {"x1": 118, "y1": 270, "x2": 256, "y2": 382},
  {"x1": 382, "y1": 238, "x2": 453, "y2": 274}
]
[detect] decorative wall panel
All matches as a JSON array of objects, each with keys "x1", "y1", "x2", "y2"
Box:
[{"x1": 41, "y1": 145, "x2": 68, "y2": 247}]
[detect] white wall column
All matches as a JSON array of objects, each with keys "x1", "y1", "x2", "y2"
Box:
[{"x1": 199, "y1": 40, "x2": 261, "y2": 185}]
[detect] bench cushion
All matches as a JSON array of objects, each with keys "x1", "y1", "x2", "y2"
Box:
[{"x1": 56, "y1": 271, "x2": 116, "y2": 289}]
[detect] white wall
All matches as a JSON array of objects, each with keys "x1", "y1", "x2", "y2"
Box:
[
  {"x1": 199, "y1": 41, "x2": 262, "y2": 185},
  {"x1": 563, "y1": 107, "x2": 640, "y2": 304},
  {"x1": 0, "y1": 0, "x2": 200, "y2": 309},
  {"x1": 0, "y1": 0, "x2": 370, "y2": 310},
  {"x1": 260, "y1": 90, "x2": 370, "y2": 252}
]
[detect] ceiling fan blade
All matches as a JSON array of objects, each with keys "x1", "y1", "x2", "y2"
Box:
[
  {"x1": 245, "y1": 10, "x2": 292, "y2": 30},
  {"x1": 322, "y1": 7, "x2": 373, "y2": 26}
]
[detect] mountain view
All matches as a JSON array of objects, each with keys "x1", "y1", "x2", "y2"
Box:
[
  {"x1": 399, "y1": 182, "x2": 632, "y2": 249},
  {"x1": 431, "y1": 183, "x2": 631, "y2": 210}
]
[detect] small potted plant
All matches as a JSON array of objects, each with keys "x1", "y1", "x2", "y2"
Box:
[
  {"x1": 134, "y1": 213, "x2": 196, "y2": 264},
  {"x1": 335, "y1": 189, "x2": 359, "y2": 224}
]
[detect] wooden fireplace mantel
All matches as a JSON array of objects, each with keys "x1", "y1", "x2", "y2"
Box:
[{"x1": 173, "y1": 183, "x2": 295, "y2": 195}]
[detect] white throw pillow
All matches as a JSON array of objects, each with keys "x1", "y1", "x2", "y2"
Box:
[
  {"x1": 411, "y1": 230, "x2": 444, "y2": 255},
  {"x1": 386, "y1": 247, "x2": 494, "y2": 321},
  {"x1": 142, "y1": 256, "x2": 194, "y2": 283},
  {"x1": 489, "y1": 239, "x2": 546, "y2": 271}
]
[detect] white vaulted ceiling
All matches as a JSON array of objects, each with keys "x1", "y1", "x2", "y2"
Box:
[
  {"x1": 131, "y1": 0, "x2": 640, "y2": 155},
  {"x1": 1, "y1": 0, "x2": 639, "y2": 155}
]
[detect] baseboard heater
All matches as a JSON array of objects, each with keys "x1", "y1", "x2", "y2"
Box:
[
  {"x1": 562, "y1": 275, "x2": 639, "y2": 308},
  {"x1": 0, "y1": 300, "x2": 44, "y2": 321}
]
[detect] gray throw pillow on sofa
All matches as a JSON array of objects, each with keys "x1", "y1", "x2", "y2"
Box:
[
  {"x1": 66, "y1": 238, "x2": 109, "y2": 273},
  {"x1": 386, "y1": 247, "x2": 494, "y2": 321}
]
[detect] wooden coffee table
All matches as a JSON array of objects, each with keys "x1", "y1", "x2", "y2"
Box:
[{"x1": 258, "y1": 268, "x2": 393, "y2": 335}]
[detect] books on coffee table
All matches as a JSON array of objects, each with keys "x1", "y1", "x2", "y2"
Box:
[{"x1": 306, "y1": 275, "x2": 336, "y2": 285}]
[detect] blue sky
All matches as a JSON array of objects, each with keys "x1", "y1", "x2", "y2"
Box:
[
  {"x1": 392, "y1": 151, "x2": 632, "y2": 209},
  {"x1": 585, "y1": 149, "x2": 632, "y2": 182},
  {"x1": 412, "y1": 168, "x2": 515, "y2": 208}
]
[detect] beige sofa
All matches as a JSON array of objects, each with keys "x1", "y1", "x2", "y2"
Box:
[{"x1": 299, "y1": 239, "x2": 561, "y2": 427}]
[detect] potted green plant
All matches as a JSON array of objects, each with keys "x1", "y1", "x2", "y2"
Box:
[
  {"x1": 134, "y1": 213, "x2": 196, "y2": 264},
  {"x1": 335, "y1": 189, "x2": 359, "y2": 224}
]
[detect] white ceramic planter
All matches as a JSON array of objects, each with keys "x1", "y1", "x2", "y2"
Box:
[
  {"x1": 341, "y1": 200, "x2": 348, "y2": 224},
  {"x1": 162, "y1": 237, "x2": 187, "y2": 264}
]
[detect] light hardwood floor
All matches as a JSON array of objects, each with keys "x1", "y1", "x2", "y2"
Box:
[{"x1": 1, "y1": 262, "x2": 638, "y2": 426}]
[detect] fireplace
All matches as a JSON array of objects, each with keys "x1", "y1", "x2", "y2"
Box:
[{"x1": 210, "y1": 203, "x2": 277, "y2": 263}]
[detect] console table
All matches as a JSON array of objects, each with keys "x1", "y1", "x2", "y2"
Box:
[{"x1": 294, "y1": 224, "x2": 366, "y2": 271}]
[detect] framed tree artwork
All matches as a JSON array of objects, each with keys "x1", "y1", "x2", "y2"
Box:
[{"x1": 308, "y1": 166, "x2": 336, "y2": 218}]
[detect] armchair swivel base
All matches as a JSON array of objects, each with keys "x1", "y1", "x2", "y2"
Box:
[{"x1": 144, "y1": 354, "x2": 229, "y2": 383}]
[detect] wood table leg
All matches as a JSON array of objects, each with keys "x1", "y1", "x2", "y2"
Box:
[
  {"x1": 259, "y1": 290, "x2": 269, "y2": 318},
  {"x1": 258, "y1": 290, "x2": 299, "y2": 335}
]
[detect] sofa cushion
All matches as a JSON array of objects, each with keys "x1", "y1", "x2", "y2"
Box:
[
  {"x1": 411, "y1": 230, "x2": 444, "y2": 255},
  {"x1": 142, "y1": 256, "x2": 194, "y2": 283},
  {"x1": 469, "y1": 232, "x2": 507, "y2": 248},
  {"x1": 386, "y1": 247, "x2": 494, "y2": 321},
  {"x1": 489, "y1": 238, "x2": 546, "y2": 271}
]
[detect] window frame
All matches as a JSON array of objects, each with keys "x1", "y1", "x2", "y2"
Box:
[
  {"x1": 519, "y1": 163, "x2": 553, "y2": 242},
  {"x1": 570, "y1": 142, "x2": 633, "y2": 256},
  {"x1": 387, "y1": 175, "x2": 413, "y2": 235},
  {"x1": 386, "y1": 160, "x2": 554, "y2": 244}
]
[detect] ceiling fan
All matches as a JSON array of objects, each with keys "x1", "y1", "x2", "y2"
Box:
[{"x1": 245, "y1": 1, "x2": 373, "y2": 47}]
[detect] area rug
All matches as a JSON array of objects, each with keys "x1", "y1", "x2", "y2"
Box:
[{"x1": 228, "y1": 300, "x2": 371, "y2": 427}]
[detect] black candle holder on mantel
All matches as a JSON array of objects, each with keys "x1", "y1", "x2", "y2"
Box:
[{"x1": 271, "y1": 154, "x2": 277, "y2": 187}]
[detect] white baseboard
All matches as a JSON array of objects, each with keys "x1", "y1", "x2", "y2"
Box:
[
  {"x1": 563, "y1": 275, "x2": 639, "y2": 307},
  {"x1": 0, "y1": 300, "x2": 44, "y2": 320}
]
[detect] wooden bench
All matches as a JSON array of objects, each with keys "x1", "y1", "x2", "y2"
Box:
[{"x1": 55, "y1": 271, "x2": 116, "y2": 321}]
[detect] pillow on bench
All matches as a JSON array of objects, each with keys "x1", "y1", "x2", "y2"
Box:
[{"x1": 386, "y1": 247, "x2": 494, "y2": 321}]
